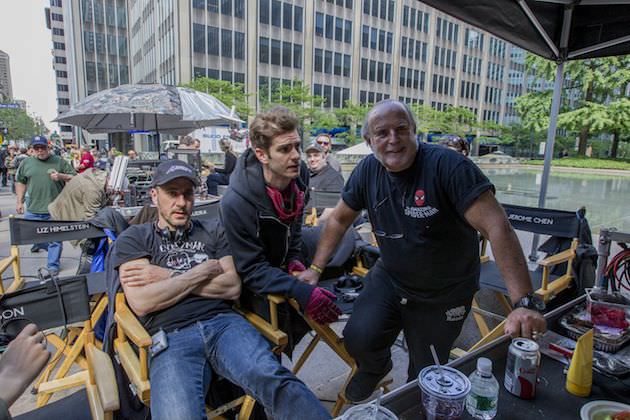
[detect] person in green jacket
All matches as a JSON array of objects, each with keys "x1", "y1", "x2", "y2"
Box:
[{"x1": 15, "y1": 136, "x2": 76, "y2": 275}]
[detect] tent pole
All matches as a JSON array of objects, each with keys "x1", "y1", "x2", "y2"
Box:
[
  {"x1": 155, "y1": 113, "x2": 160, "y2": 148},
  {"x1": 529, "y1": 61, "x2": 565, "y2": 261}
]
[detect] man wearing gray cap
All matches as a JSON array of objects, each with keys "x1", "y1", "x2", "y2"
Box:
[
  {"x1": 109, "y1": 160, "x2": 329, "y2": 420},
  {"x1": 305, "y1": 142, "x2": 344, "y2": 192}
]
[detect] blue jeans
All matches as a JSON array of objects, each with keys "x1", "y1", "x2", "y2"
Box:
[
  {"x1": 149, "y1": 312, "x2": 330, "y2": 420},
  {"x1": 206, "y1": 173, "x2": 229, "y2": 196},
  {"x1": 24, "y1": 211, "x2": 62, "y2": 271}
]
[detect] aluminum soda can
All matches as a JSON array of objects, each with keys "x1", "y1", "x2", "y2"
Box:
[{"x1": 504, "y1": 338, "x2": 540, "y2": 399}]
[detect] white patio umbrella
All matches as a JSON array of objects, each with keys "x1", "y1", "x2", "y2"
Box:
[{"x1": 54, "y1": 84, "x2": 243, "y2": 135}]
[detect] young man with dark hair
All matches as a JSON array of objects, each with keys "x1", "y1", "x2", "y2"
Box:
[
  {"x1": 299, "y1": 99, "x2": 546, "y2": 402},
  {"x1": 110, "y1": 159, "x2": 329, "y2": 420},
  {"x1": 221, "y1": 106, "x2": 341, "y2": 326}
]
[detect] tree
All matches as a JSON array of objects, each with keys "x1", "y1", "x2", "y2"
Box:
[
  {"x1": 0, "y1": 104, "x2": 42, "y2": 140},
  {"x1": 264, "y1": 80, "x2": 326, "y2": 136},
  {"x1": 409, "y1": 104, "x2": 446, "y2": 135},
  {"x1": 525, "y1": 54, "x2": 630, "y2": 156},
  {"x1": 515, "y1": 91, "x2": 552, "y2": 133},
  {"x1": 180, "y1": 77, "x2": 251, "y2": 119},
  {"x1": 333, "y1": 101, "x2": 370, "y2": 145},
  {"x1": 442, "y1": 106, "x2": 478, "y2": 137}
]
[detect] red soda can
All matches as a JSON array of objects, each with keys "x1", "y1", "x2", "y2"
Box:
[{"x1": 504, "y1": 338, "x2": 540, "y2": 399}]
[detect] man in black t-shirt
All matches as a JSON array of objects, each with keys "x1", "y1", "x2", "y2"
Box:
[
  {"x1": 110, "y1": 160, "x2": 329, "y2": 420},
  {"x1": 299, "y1": 100, "x2": 546, "y2": 403}
]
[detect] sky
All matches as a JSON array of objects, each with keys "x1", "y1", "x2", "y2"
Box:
[{"x1": 0, "y1": 0, "x2": 59, "y2": 133}]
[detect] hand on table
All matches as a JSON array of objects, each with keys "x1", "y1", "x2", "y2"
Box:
[{"x1": 504, "y1": 308, "x2": 547, "y2": 339}]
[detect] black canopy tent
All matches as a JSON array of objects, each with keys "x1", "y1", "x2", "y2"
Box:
[{"x1": 419, "y1": 0, "x2": 630, "y2": 258}]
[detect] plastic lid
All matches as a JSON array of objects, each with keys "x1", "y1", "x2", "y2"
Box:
[
  {"x1": 418, "y1": 365, "x2": 471, "y2": 399},
  {"x1": 477, "y1": 357, "x2": 492, "y2": 376},
  {"x1": 341, "y1": 404, "x2": 399, "y2": 420}
]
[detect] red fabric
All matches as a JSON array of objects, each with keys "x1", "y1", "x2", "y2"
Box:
[
  {"x1": 265, "y1": 180, "x2": 305, "y2": 224},
  {"x1": 78, "y1": 151, "x2": 94, "y2": 173},
  {"x1": 305, "y1": 288, "x2": 341, "y2": 324}
]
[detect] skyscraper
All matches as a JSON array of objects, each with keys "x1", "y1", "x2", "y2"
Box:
[
  {"x1": 0, "y1": 50, "x2": 13, "y2": 101},
  {"x1": 46, "y1": 0, "x2": 130, "y2": 147}
]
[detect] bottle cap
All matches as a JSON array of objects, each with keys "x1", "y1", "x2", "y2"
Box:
[{"x1": 477, "y1": 357, "x2": 492, "y2": 376}]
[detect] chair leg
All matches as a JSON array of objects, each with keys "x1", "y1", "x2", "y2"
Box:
[
  {"x1": 238, "y1": 395, "x2": 256, "y2": 420},
  {"x1": 292, "y1": 334, "x2": 321, "y2": 374},
  {"x1": 471, "y1": 297, "x2": 490, "y2": 337},
  {"x1": 36, "y1": 329, "x2": 87, "y2": 406}
]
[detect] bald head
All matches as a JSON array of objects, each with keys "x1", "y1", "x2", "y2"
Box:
[{"x1": 362, "y1": 100, "x2": 417, "y2": 142}]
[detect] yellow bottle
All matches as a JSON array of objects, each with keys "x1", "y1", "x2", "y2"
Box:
[{"x1": 566, "y1": 329, "x2": 593, "y2": 397}]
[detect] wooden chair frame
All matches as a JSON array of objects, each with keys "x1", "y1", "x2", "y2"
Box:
[
  {"x1": 113, "y1": 293, "x2": 288, "y2": 419},
  {"x1": 259, "y1": 295, "x2": 392, "y2": 417},
  {"x1": 31, "y1": 310, "x2": 119, "y2": 419}
]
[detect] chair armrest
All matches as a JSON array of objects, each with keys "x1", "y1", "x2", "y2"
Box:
[
  {"x1": 538, "y1": 248, "x2": 575, "y2": 267},
  {"x1": 236, "y1": 308, "x2": 288, "y2": 347},
  {"x1": 266, "y1": 294, "x2": 286, "y2": 305},
  {"x1": 115, "y1": 304, "x2": 152, "y2": 347},
  {"x1": 86, "y1": 342, "x2": 120, "y2": 412},
  {"x1": 0, "y1": 255, "x2": 16, "y2": 275}
]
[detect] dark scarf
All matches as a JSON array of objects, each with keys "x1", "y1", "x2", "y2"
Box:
[{"x1": 265, "y1": 180, "x2": 305, "y2": 224}]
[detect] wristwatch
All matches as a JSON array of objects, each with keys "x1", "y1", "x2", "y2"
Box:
[{"x1": 513, "y1": 292, "x2": 545, "y2": 312}]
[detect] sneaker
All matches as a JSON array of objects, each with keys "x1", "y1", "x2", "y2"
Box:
[
  {"x1": 344, "y1": 359, "x2": 393, "y2": 403},
  {"x1": 46, "y1": 268, "x2": 60, "y2": 277}
]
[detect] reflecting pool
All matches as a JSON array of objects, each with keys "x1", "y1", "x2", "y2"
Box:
[{"x1": 483, "y1": 167, "x2": 630, "y2": 233}]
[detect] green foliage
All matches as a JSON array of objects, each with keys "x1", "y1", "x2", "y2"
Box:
[
  {"x1": 0, "y1": 103, "x2": 43, "y2": 140},
  {"x1": 260, "y1": 80, "x2": 326, "y2": 135},
  {"x1": 527, "y1": 156, "x2": 630, "y2": 170},
  {"x1": 180, "y1": 77, "x2": 251, "y2": 119},
  {"x1": 515, "y1": 92, "x2": 552, "y2": 132},
  {"x1": 524, "y1": 54, "x2": 630, "y2": 156},
  {"x1": 333, "y1": 101, "x2": 370, "y2": 145},
  {"x1": 408, "y1": 104, "x2": 481, "y2": 137}
]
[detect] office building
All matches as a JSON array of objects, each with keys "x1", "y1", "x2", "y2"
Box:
[
  {"x1": 46, "y1": 0, "x2": 131, "y2": 147},
  {"x1": 43, "y1": 0, "x2": 526, "y2": 151},
  {"x1": 0, "y1": 50, "x2": 13, "y2": 101}
]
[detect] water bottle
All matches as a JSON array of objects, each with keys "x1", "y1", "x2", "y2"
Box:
[{"x1": 466, "y1": 357, "x2": 499, "y2": 419}]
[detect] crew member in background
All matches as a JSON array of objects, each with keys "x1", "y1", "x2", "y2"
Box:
[
  {"x1": 48, "y1": 160, "x2": 109, "y2": 222},
  {"x1": 16, "y1": 136, "x2": 76, "y2": 275},
  {"x1": 77, "y1": 146, "x2": 95, "y2": 173},
  {"x1": 314, "y1": 134, "x2": 341, "y2": 173},
  {"x1": 306, "y1": 142, "x2": 344, "y2": 192},
  {"x1": 206, "y1": 139, "x2": 237, "y2": 196}
]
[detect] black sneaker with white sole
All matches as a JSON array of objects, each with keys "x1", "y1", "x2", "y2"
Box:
[{"x1": 344, "y1": 359, "x2": 393, "y2": 403}]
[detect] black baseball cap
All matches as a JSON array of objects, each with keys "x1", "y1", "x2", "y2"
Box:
[{"x1": 151, "y1": 160, "x2": 200, "y2": 187}]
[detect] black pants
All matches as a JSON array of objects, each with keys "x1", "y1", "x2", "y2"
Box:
[
  {"x1": 343, "y1": 264, "x2": 473, "y2": 381},
  {"x1": 0, "y1": 168, "x2": 6, "y2": 186}
]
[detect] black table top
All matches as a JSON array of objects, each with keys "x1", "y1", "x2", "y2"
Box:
[{"x1": 381, "y1": 296, "x2": 630, "y2": 419}]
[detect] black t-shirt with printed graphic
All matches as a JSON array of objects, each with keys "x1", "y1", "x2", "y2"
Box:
[
  {"x1": 342, "y1": 142, "x2": 494, "y2": 303},
  {"x1": 110, "y1": 219, "x2": 233, "y2": 334}
]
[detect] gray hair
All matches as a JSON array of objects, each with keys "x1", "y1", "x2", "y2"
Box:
[{"x1": 361, "y1": 99, "x2": 417, "y2": 141}]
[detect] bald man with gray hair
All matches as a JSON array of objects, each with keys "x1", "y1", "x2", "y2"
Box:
[{"x1": 298, "y1": 99, "x2": 546, "y2": 402}]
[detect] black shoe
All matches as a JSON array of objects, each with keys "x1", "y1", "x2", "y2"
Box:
[
  {"x1": 46, "y1": 268, "x2": 60, "y2": 277},
  {"x1": 344, "y1": 360, "x2": 393, "y2": 403},
  {"x1": 30, "y1": 245, "x2": 42, "y2": 253}
]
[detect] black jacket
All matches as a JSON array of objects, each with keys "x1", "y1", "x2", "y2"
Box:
[
  {"x1": 221, "y1": 149, "x2": 315, "y2": 309},
  {"x1": 309, "y1": 164, "x2": 344, "y2": 192}
]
